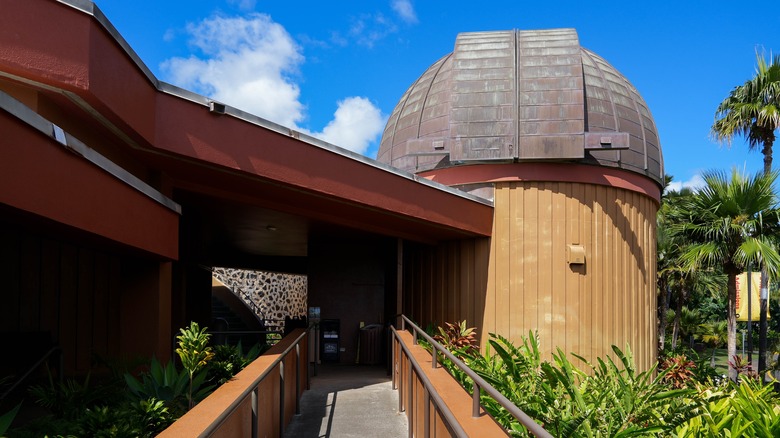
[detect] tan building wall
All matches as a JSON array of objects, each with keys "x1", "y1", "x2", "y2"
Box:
[
  {"x1": 486, "y1": 181, "x2": 657, "y2": 369},
  {"x1": 403, "y1": 181, "x2": 658, "y2": 370},
  {"x1": 402, "y1": 239, "x2": 490, "y2": 336}
]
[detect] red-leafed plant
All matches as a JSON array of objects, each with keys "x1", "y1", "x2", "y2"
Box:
[
  {"x1": 728, "y1": 355, "x2": 758, "y2": 382},
  {"x1": 433, "y1": 321, "x2": 478, "y2": 357},
  {"x1": 659, "y1": 354, "x2": 697, "y2": 389}
]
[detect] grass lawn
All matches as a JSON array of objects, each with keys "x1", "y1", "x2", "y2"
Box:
[{"x1": 698, "y1": 348, "x2": 764, "y2": 376}]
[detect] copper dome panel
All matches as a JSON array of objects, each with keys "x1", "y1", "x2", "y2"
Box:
[{"x1": 377, "y1": 28, "x2": 664, "y2": 187}]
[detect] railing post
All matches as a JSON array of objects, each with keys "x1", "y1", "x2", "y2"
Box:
[
  {"x1": 472, "y1": 381, "x2": 480, "y2": 418},
  {"x1": 408, "y1": 369, "x2": 413, "y2": 438},
  {"x1": 432, "y1": 348, "x2": 438, "y2": 369},
  {"x1": 295, "y1": 343, "x2": 301, "y2": 415},
  {"x1": 392, "y1": 333, "x2": 397, "y2": 390},
  {"x1": 252, "y1": 387, "x2": 258, "y2": 438},
  {"x1": 279, "y1": 362, "x2": 285, "y2": 437},
  {"x1": 424, "y1": 390, "x2": 430, "y2": 438},
  {"x1": 399, "y1": 343, "x2": 405, "y2": 413},
  {"x1": 306, "y1": 329, "x2": 311, "y2": 390}
]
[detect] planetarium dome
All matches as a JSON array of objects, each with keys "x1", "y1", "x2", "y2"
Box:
[{"x1": 376, "y1": 28, "x2": 664, "y2": 189}]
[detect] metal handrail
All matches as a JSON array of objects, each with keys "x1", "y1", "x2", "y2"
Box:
[
  {"x1": 398, "y1": 315, "x2": 553, "y2": 438},
  {"x1": 196, "y1": 326, "x2": 310, "y2": 437},
  {"x1": 207, "y1": 330, "x2": 282, "y2": 335},
  {"x1": 391, "y1": 325, "x2": 469, "y2": 438}
]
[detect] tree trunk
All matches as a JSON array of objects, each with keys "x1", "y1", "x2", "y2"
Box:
[
  {"x1": 762, "y1": 141, "x2": 773, "y2": 175},
  {"x1": 760, "y1": 139, "x2": 773, "y2": 376},
  {"x1": 728, "y1": 272, "x2": 738, "y2": 382},
  {"x1": 659, "y1": 280, "x2": 669, "y2": 351},
  {"x1": 760, "y1": 265, "x2": 769, "y2": 375},
  {"x1": 672, "y1": 290, "x2": 684, "y2": 350}
]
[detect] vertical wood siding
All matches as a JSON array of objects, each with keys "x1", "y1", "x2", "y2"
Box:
[
  {"x1": 488, "y1": 181, "x2": 658, "y2": 369},
  {"x1": 0, "y1": 226, "x2": 122, "y2": 375},
  {"x1": 403, "y1": 239, "x2": 490, "y2": 338},
  {"x1": 403, "y1": 181, "x2": 657, "y2": 370}
]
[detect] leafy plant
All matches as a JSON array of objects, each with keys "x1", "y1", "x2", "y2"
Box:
[
  {"x1": 124, "y1": 357, "x2": 211, "y2": 416},
  {"x1": 207, "y1": 341, "x2": 263, "y2": 386},
  {"x1": 0, "y1": 402, "x2": 21, "y2": 436},
  {"x1": 659, "y1": 354, "x2": 697, "y2": 389},
  {"x1": 729, "y1": 355, "x2": 759, "y2": 382},
  {"x1": 130, "y1": 397, "x2": 175, "y2": 437},
  {"x1": 433, "y1": 320, "x2": 478, "y2": 356},
  {"x1": 78, "y1": 405, "x2": 133, "y2": 438},
  {"x1": 27, "y1": 371, "x2": 111, "y2": 421},
  {"x1": 175, "y1": 321, "x2": 215, "y2": 410},
  {"x1": 676, "y1": 378, "x2": 780, "y2": 437},
  {"x1": 435, "y1": 329, "x2": 701, "y2": 437},
  {"x1": 470, "y1": 332, "x2": 555, "y2": 435}
]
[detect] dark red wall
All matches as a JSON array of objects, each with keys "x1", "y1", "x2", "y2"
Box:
[
  {"x1": 307, "y1": 236, "x2": 395, "y2": 364},
  {"x1": 0, "y1": 217, "x2": 175, "y2": 377}
]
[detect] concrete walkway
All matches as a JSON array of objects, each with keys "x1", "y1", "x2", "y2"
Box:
[{"x1": 283, "y1": 364, "x2": 408, "y2": 438}]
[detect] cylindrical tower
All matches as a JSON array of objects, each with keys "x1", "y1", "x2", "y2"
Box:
[{"x1": 378, "y1": 29, "x2": 663, "y2": 369}]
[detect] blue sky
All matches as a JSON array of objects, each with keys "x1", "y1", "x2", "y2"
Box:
[{"x1": 99, "y1": 0, "x2": 779, "y2": 191}]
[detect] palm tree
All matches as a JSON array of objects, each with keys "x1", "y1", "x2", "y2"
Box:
[
  {"x1": 657, "y1": 179, "x2": 694, "y2": 351},
  {"x1": 713, "y1": 50, "x2": 780, "y2": 372},
  {"x1": 698, "y1": 320, "x2": 728, "y2": 368},
  {"x1": 677, "y1": 306, "x2": 702, "y2": 348},
  {"x1": 713, "y1": 50, "x2": 780, "y2": 174},
  {"x1": 674, "y1": 168, "x2": 780, "y2": 381},
  {"x1": 658, "y1": 184, "x2": 724, "y2": 351}
]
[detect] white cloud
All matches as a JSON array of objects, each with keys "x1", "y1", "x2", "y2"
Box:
[
  {"x1": 391, "y1": 0, "x2": 418, "y2": 24},
  {"x1": 666, "y1": 174, "x2": 705, "y2": 193},
  {"x1": 227, "y1": 0, "x2": 256, "y2": 11},
  {"x1": 307, "y1": 97, "x2": 387, "y2": 155},
  {"x1": 162, "y1": 14, "x2": 305, "y2": 127},
  {"x1": 160, "y1": 13, "x2": 386, "y2": 155},
  {"x1": 349, "y1": 13, "x2": 398, "y2": 48}
]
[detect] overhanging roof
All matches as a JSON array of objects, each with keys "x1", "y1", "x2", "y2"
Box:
[{"x1": 0, "y1": 0, "x2": 494, "y2": 260}]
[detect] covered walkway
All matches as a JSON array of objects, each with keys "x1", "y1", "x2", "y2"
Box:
[{"x1": 284, "y1": 364, "x2": 407, "y2": 438}]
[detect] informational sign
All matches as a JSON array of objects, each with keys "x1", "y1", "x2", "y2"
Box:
[
  {"x1": 308, "y1": 306, "x2": 321, "y2": 324},
  {"x1": 736, "y1": 272, "x2": 771, "y2": 321}
]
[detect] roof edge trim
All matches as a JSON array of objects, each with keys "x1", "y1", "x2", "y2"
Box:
[
  {"x1": 419, "y1": 162, "x2": 662, "y2": 204},
  {"x1": 50, "y1": 0, "x2": 492, "y2": 209},
  {"x1": 57, "y1": 0, "x2": 160, "y2": 88},
  {"x1": 0, "y1": 89, "x2": 182, "y2": 214}
]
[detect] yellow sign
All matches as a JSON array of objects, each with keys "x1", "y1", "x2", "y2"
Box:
[{"x1": 736, "y1": 272, "x2": 771, "y2": 322}]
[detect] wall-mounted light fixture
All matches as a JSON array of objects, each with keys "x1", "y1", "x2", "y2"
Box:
[
  {"x1": 209, "y1": 101, "x2": 226, "y2": 115},
  {"x1": 566, "y1": 244, "x2": 585, "y2": 265}
]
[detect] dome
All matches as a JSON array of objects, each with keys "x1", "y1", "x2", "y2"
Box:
[{"x1": 376, "y1": 28, "x2": 664, "y2": 187}]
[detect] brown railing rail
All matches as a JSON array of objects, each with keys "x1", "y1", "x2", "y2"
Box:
[
  {"x1": 393, "y1": 315, "x2": 553, "y2": 438},
  {"x1": 159, "y1": 327, "x2": 310, "y2": 438}
]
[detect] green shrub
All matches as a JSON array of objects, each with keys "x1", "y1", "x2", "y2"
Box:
[
  {"x1": 123, "y1": 357, "x2": 212, "y2": 417},
  {"x1": 130, "y1": 397, "x2": 175, "y2": 437},
  {"x1": 11, "y1": 321, "x2": 265, "y2": 437},
  {"x1": 432, "y1": 324, "x2": 703, "y2": 437},
  {"x1": 0, "y1": 403, "x2": 21, "y2": 436},
  {"x1": 27, "y1": 372, "x2": 113, "y2": 421},
  {"x1": 676, "y1": 378, "x2": 780, "y2": 437},
  {"x1": 176, "y1": 321, "x2": 215, "y2": 410},
  {"x1": 430, "y1": 321, "x2": 780, "y2": 437},
  {"x1": 207, "y1": 341, "x2": 264, "y2": 386}
]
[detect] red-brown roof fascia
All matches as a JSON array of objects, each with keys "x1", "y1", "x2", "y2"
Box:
[{"x1": 0, "y1": 0, "x2": 493, "y2": 239}]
